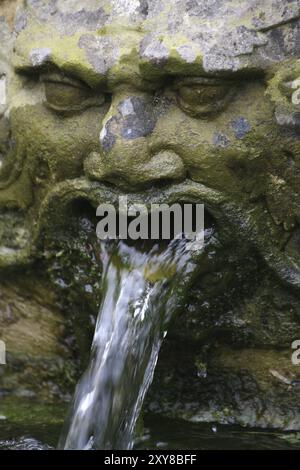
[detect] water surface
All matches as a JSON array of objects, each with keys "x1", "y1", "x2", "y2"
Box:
[{"x1": 1, "y1": 397, "x2": 300, "y2": 450}]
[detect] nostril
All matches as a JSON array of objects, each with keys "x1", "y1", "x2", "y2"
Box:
[
  {"x1": 144, "y1": 150, "x2": 186, "y2": 184},
  {"x1": 84, "y1": 148, "x2": 186, "y2": 190},
  {"x1": 149, "y1": 178, "x2": 177, "y2": 189}
]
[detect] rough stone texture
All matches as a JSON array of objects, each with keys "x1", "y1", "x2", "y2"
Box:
[
  {"x1": 78, "y1": 34, "x2": 119, "y2": 75},
  {"x1": 0, "y1": 275, "x2": 78, "y2": 401},
  {"x1": 0, "y1": 0, "x2": 300, "y2": 431},
  {"x1": 0, "y1": 0, "x2": 21, "y2": 29}
]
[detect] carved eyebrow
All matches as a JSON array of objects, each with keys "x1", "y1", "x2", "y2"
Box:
[
  {"x1": 14, "y1": 50, "x2": 265, "y2": 92},
  {"x1": 15, "y1": 58, "x2": 156, "y2": 92},
  {"x1": 148, "y1": 62, "x2": 266, "y2": 83},
  {"x1": 13, "y1": 53, "x2": 106, "y2": 89}
]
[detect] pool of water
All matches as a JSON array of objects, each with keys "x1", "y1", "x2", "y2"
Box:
[
  {"x1": 0, "y1": 397, "x2": 66, "y2": 449},
  {"x1": 136, "y1": 414, "x2": 300, "y2": 450},
  {"x1": 0, "y1": 397, "x2": 300, "y2": 450}
]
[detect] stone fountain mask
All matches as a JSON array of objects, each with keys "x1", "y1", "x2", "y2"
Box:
[{"x1": 0, "y1": 0, "x2": 300, "y2": 293}]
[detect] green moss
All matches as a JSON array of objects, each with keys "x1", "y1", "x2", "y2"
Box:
[{"x1": 266, "y1": 59, "x2": 300, "y2": 112}]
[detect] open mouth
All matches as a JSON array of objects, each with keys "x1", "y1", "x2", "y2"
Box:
[
  {"x1": 30, "y1": 177, "x2": 300, "y2": 293},
  {"x1": 36, "y1": 177, "x2": 221, "y2": 259},
  {"x1": 37, "y1": 177, "x2": 224, "y2": 230},
  {"x1": 41, "y1": 178, "x2": 219, "y2": 278},
  {"x1": 39, "y1": 178, "x2": 224, "y2": 285}
]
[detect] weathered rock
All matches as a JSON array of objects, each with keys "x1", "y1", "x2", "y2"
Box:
[
  {"x1": 0, "y1": 0, "x2": 300, "y2": 430},
  {"x1": 0, "y1": 274, "x2": 79, "y2": 401}
]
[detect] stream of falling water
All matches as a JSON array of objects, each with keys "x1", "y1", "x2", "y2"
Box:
[{"x1": 59, "y1": 237, "x2": 203, "y2": 450}]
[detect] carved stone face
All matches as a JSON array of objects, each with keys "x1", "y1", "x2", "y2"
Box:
[
  {"x1": 0, "y1": 0, "x2": 300, "y2": 289},
  {"x1": 1, "y1": 1, "x2": 300, "y2": 431}
]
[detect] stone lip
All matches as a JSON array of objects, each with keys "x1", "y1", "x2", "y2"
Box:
[{"x1": 37, "y1": 177, "x2": 224, "y2": 221}]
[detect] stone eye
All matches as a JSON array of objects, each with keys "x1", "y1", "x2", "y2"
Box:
[
  {"x1": 176, "y1": 79, "x2": 232, "y2": 118},
  {"x1": 42, "y1": 76, "x2": 106, "y2": 114}
]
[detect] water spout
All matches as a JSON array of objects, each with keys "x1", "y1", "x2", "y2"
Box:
[{"x1": 59, "y1": 236, "x2": 204, "y2": 450}]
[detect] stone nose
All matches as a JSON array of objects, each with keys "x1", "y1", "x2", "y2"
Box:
[
  {"x1": 84, "y1": 91, "x2": 186, "y2": 190},
  {"x1": 85, "y1": 149, "x2": 186, "y2": 189}
]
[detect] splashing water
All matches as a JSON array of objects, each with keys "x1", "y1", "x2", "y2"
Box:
[{"x1": 59, "y1": 237, "x2": 204, "y2": 450}]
